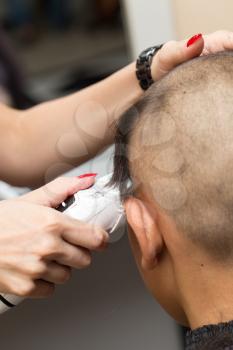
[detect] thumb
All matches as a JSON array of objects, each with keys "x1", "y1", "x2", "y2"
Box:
[
  {"x1": 21, "y1": 175, "x2": 97, "y2": 208},
  {"x1": 153, "y1": 34, "x2": 204, "y2": 80}
]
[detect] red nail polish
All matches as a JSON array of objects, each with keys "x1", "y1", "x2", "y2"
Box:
[
  {"x1": 187, "y1": 33, "x2": 202, "y2": 47},
  {"x1": 78, "y1": 173, "x2": 97, "y2": 179}
]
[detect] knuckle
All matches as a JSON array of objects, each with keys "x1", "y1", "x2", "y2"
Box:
[
  {"x1": 81, "y1": 254, "x2": 92, "y2": 268},
  {"x1": 36, "y1": 262, "x2": 47, "y2": 275},
  {"x1": 45, "y1": 215, "x2": 62, "y2": 235},
  {"x1": 16, "y1": 282, "x2": 35, "y2": 297},
  {"x1": 77, "y1": 251, "x2": 92, "y2": 268},
  {"x1": 91, "y1": 228, "x2": 108, "y2": 249},
  {"x1": 25, "y1": 261, "x2": 47, "y2": 278},
  {"x1": 38, "y1": 236, "x2": 61, "y2": 257}
]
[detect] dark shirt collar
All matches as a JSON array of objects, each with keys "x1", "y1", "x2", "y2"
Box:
[{"x1": 185, "y1": 320, "x2": 233, "y2": 349}]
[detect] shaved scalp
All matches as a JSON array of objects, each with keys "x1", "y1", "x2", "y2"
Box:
[{"x1": 111, "y1": 51, "x2": 233, "y2": 261}]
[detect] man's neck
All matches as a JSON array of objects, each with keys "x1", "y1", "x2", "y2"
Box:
[
  {"x1": 187, "y1": 301, "x2": 233, "y2": 330},
  {"x1": 177, "y1": 260, "x2": 233, "y2": 329}
]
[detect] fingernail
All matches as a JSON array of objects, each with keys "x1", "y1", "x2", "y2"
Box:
[
  {"x1": 78, "y1": 173, "x2": 97, "y2": 179},
  {"x1": 187, "y1": 33, "x2": 202, "y2": 47}
]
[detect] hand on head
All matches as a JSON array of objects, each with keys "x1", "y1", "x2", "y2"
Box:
[{"x1": 152, "y1": 30, "x2": 233, "y2": 81}]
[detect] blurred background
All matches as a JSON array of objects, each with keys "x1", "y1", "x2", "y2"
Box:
[
  {"x1": 0, "y1": 1, "x2": 232, "y2": 349},
  {"x1": 0, "y1": 0, "x2": 128, "y2": 108}
]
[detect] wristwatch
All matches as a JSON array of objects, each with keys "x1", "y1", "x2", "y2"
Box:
[{"x1": 136, "y1": 44, "x2": 163, "y2": 91}]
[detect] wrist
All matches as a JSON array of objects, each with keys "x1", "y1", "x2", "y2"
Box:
[
  {"x1": 151, "y1": 51, "x2": 162, "y2": 82},
  {"x1": 136, "y1": 45, "x2": 163, "y2": 90}
]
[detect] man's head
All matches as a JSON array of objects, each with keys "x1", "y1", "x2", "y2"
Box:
[{"x1": 111, "y1": 51, "x2": 233, "y2": 328}]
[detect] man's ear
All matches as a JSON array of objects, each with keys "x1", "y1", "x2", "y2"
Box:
[{"x1": 124, "y1": 197, "x2": 164, "y2": 270}]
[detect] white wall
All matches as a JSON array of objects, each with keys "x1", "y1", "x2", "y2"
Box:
[
  {"x1": 122, "y1": 0, "x2": 233, "y2": 55},
  {"x1": 122, "y1": 0, "x2": 176, "y2": 58}
]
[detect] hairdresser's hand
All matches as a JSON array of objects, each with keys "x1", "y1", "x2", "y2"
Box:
[
  {"x1": 151, "y1": 33, "x2": 204, "y2": 81},
  {"x1": 152, "y1": 30, "x2": 233, "y2": 81},
  {"x1": 202, "y1": 30, "x2": 233, "y2": 55},
  {"x1": 0, "y1": 176, "x2": 108, "y2": 298}
]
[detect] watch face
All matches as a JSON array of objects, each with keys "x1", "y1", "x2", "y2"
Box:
[
  {"x1": 141, "y1": 49, "x2": 149, "y2": 59},
  {"x1": 140, "y1": 47, "x2": 156, "y2": 62}
]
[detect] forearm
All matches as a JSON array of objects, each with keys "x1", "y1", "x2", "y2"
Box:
[
  {"x1": 2, "y1": 62, "x2": 143, "y2": 186},
  {"x1": 1, "y1": 33, "x2": 206, "y2": 187}
]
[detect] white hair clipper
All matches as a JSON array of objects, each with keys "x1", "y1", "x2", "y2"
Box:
[{"x1": 0, "y1": 174, "x2": 125, "y2": 314}]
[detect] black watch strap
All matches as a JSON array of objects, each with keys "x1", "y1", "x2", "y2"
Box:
[{"x1": 136, "y1": 44, "x2": 163, "y2": 91}]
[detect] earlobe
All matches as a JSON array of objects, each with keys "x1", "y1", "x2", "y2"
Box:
[{"x1": 124, "y1": 197, "x2": 163, "y2": 270}]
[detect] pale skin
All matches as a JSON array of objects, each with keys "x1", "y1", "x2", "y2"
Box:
[
  {"x1": 1, "y1": 30, "x2": 233, "y2": 298},
  {"x1": 0, "y1": 175, "x2": 109, "y2": 298}
]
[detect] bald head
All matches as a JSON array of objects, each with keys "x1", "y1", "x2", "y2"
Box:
[{"x1": 112, "y1": 51, "x2": 233, "y2": 261}]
